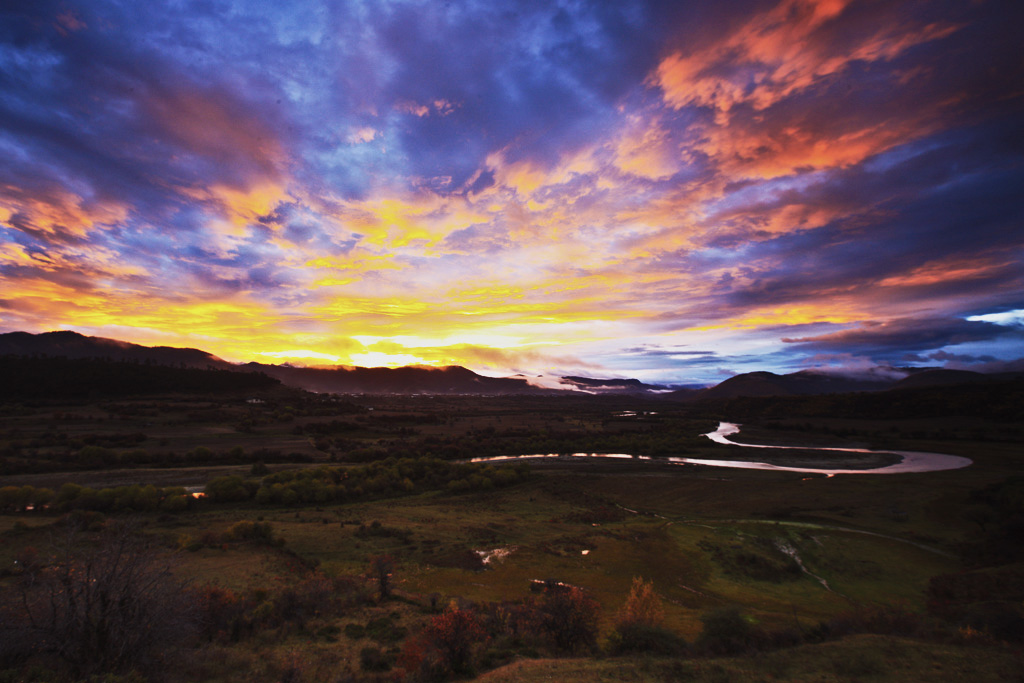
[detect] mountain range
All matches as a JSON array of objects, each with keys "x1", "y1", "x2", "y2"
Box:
[{"x1": 1, "y1": 330, "x2": 1015, "y2": 399}]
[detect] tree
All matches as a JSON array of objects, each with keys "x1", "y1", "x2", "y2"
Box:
[
  {"x1": 617, "y1": 576, "x2": 664, "y2": 628},
  {"x1": 369, "y1": 553, "x2": 396, "y2": 601},
  {"x1": 422, "y1": 604, "x2": 486, "y2": 675},
  {"x1": 1, "y1": 520, "x2": 196, "y2": 678},
  {"x1": 539, "y1": 586, "x2": 600, "y2": 653},
  {"x1": 610, "y1": 577, "x2": 686, "y2": 655}
]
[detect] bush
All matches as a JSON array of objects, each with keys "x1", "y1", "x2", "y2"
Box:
[
  {"x1": 539, "y1": 586, "x2": 601, "y2": 654},
  {"x1": 609, "y1": 577, "x2": 686, "y2": 655},
  {"x1": 697, "y1": 607, "x2": 763, "y2": 655},
  {"x1": 203, "y1": 476, "x2": 255, "y2": 503},
  {"x1": 424, "y1": 606, "x2": 486, "y2": 674},
  {"x1": 617, "y1": 577, "x2": 664, "y2": 628},
  {"x1": 369, "y1": 554, "x2": 396, "y2": 601},
  {"x1": 826, "y1": 603, "x2": 924, "y2": 639},
  {"x1": 359, "y1": 646, "x2": 390, "y2": 672},
  {"x1": 961, "y1": 601, "x2": 1024, "y2": 642},
  {"x1": 226, "y1": 520, "x2": 275, "y2": 544},
  {"x1": 365, "y1": 615, "x2": 407, "y2": 643},
  {"x1": 1, "y1": 521, "x2": 196, "y2": 678},
  {"x1": 608, "y1": 622, "x2": 688, "y2": 656}
]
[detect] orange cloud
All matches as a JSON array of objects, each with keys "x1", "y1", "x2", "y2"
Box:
[
  {"x1": 652, "y1": 0, "x2": 955, "y2": 116},
  {"x1": 877, "y1": 255, "x2": 1012, "y2": 288},
  {"x1": 645, "y1": 1, "x2": 962, "y2": 181},
  {"x1": 695, "y1": 114, "x2": 941, "y2": 180},
  {"x1": 613, "y1": 117, "x2": 681, "y2": 180},
  {"x1": 324, "y1": 192, "x2": 488, "y2": 250},
  {"x1": 183, "y1": 181, "x2": 290, "y2": 237},
  {"x1": 707, "y1": 302, "x2": 868, "y2": 331},
  {"x1": 0, "y1": 186, "x2": 129, "y2": 239}
]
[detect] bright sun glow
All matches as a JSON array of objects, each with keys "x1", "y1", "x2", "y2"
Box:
[
  {"x1": 1, "y1": 1, "x2": 1019, "y2": 384},
  {"x1": 257, "y1": 350, "x2": 345, "y2": 363},
  {"x1": 348, "y1": 352, "x2": 439, "y2": 368}
]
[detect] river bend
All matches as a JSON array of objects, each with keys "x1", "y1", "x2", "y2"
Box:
[{"x1": 469, "y1": 422, "x2": 972, "y2": 475}]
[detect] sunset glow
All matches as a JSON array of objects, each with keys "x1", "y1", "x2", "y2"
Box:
[{"x1": 1, "y1": 0, "x2": 1022, "y2": 383}]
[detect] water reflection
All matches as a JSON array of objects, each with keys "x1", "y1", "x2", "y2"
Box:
[
  {"x1": 469, "y1": 422, "x2": 972, "y2": 475},
  {"x1": 700, "y1": 422, "x2": 972, "y2": 474}
]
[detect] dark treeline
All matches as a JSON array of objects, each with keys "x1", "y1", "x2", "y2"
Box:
[
  {"x1": 210, "y1": 457, "x2": 531, "y2": 505},
  {"x1": 0, "y1": 355, "x2": 280, "y2": 399},
  {"x1": 0, "y1": 441, "x2": 314, "y2": 476},
  {"x1": 313, "y1": 417, "x2": 719, "y2": 462},
  {"x1": 0, "y1": 457, "x2": 530, "y2": 513}
]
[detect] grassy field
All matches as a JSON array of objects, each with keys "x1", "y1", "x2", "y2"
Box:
[
  {"x1": 1, "y1": 392, "x2": 1021, "y2": 681},
  {"x1": 477, "y1": 635, "x2": 1023, "y2": 682}
]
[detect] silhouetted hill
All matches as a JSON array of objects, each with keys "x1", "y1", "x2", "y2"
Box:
[
  {"x1": 691, "y1": 376, "x2": 1024, "y2": 422},
  {"x1": 6, "y1": 330, "x2": 1015, "y2": 400},
  {"x1": 0, "y1": 330, "x2": 227, "y2": 369},
  {"x1": 2, "y1": 331, "x2": 670, "y2": 396},
  {"x1": 247, "y1": 362, "x2": 539, "y2": 395},
  {"x1": 683, "y1": 370, "x2": 892, "y2": 401},
  {"x1": 0, "y1": 355, "x2": 279, "y2": 399},
  {"x1": 890, "y1": 368, "x2": 989, "y2": 390}
]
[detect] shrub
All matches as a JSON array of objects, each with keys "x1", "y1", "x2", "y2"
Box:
[
  {"x1": 826, "y1": 603, "x2": 924, "y2": 638},
  {"x1": 424, "y1": 606, "x2": 486, "y2": 674},
  {"x1": 617, "y1": 577, "x2": 664, "y2": 629},
  {"x1": 359, "y1": 646, "x2": 390, "y2": 672},
  {"x1": 609, "y1": 622, "x2": 688, "y2": 656},
  {"x1": 539, "y1": 586, "x2": 601, "y2": 654},
  {"x1": 365, "y1": 615, "x2": 407, "y2": 643},
  {"x1": 369, "y1": 554, "x2": 396, "y2": 601},
  {"x1": 608, "y1": 577, "x2": 686, "y2": 655},
  {"x1": 2, "y1": 521, "x2": 196, "y2": 678},
  {"x1": 961, "y1": 601, "x2": 1024, "y2": 642},
  {"x1": 203, "y1": 476, "x2": 255, "y2": 503},
  {"x1": 226, "y1": 520, "x2": 275, "y2": 544},
  {"x1": 697, "y1": 607, "x2": 763, "y2": 655}
]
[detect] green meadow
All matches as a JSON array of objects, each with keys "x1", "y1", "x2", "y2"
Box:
[{"x1": 1, "y1": 391, "x2": 1022, "y2": 681}]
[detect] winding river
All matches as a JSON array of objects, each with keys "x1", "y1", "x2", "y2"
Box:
[{"x1": 469, "y1": 421, "x2": 972, "y2": 475}]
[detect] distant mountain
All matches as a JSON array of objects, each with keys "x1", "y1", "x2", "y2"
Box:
[
  {"x1": 0, "y1": 331, "x2": 656, "y2": 396},
  {"x1": 889, "y1": 368, "x2": 989, "y2": 390},
  {"x1": 693, "y1": 373, "x2": 1024, "y2": 422},
  {"x1": 661, "y1": 365, "x2": 1024, "y2": 403},
  {"x1": 0, "y1": 330, "x2": 228, "y2": 369},
  {"x1": 0, "y1": 355, "x2": 278, "y2": 399},
  {"x1": 246, "y1": 363, "x2": 540, "y2": 395},
  {"x1": 682, "y1": 370, "x2": 893, "y2": 401},
  {"x1": 5, "y1": 330, "x2": 1011, "y2": 399}
]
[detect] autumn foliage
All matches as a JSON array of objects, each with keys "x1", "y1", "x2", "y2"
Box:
[
  {"x1": 539, "y1": 585, "x2": 601, "y2": 654},
  {"x1": 611, "y1": 577, "x2": 686, "y2": 655},
  {"x1": 617, "y1": 576, "x2": 664, "y2": 628},
  {"x1": 402, "y1": 604, "x2": 487, "y2": 678}
]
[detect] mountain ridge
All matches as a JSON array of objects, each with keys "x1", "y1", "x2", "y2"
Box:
[
  {"x1": 2, "y1": 330, "x2": 1015, "y2": 398},
  {"x1": 0, "y1": 331, "x2": 665, "y2": 396}
]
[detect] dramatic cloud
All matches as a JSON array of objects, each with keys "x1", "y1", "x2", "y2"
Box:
[
  {"x1": 781, "y1": 317, "x2": 1012, "y2": 354},
  {"x1": 1, "y1": 0, "x2": 1022, "y2": 383}
]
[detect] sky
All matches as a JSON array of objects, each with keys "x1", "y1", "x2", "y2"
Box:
[{"x1": 1, "y1": 0, "x2": 1023, "y2": 385}]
